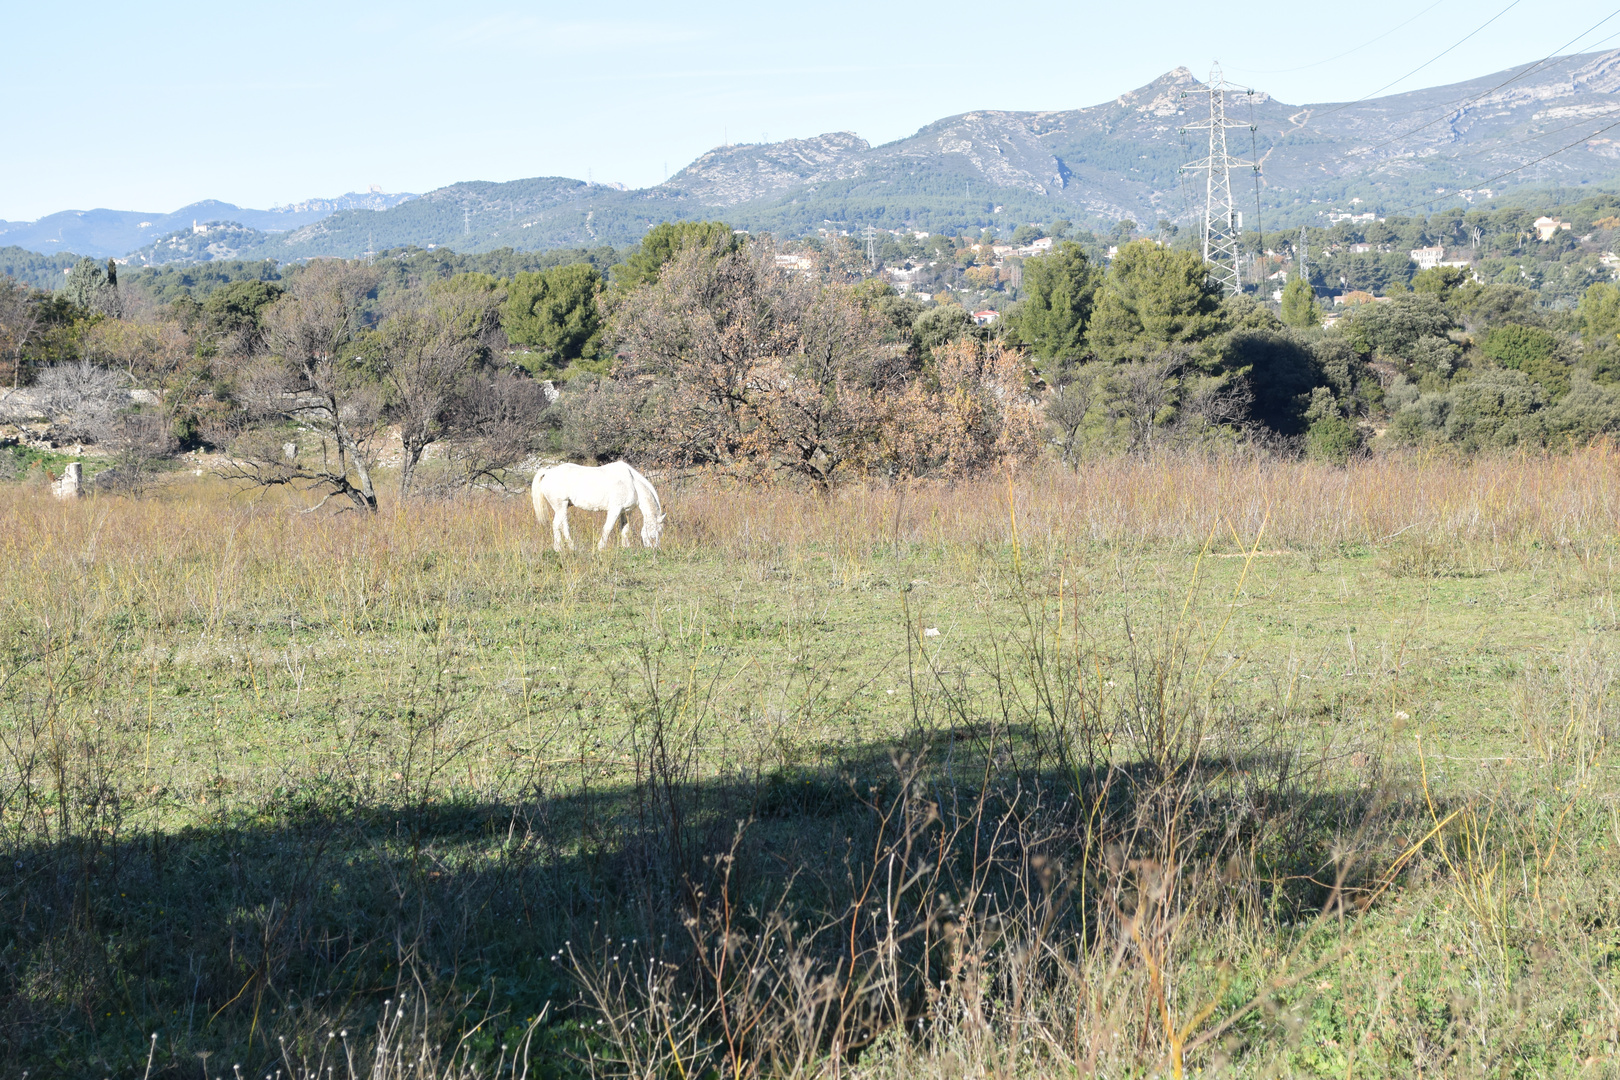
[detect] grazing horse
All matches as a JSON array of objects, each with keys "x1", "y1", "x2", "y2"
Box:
[{"x1": 532, "y1": 461, "x2": 666, "y2": 551}]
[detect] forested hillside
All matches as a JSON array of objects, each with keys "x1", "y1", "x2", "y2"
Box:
[{"x1": 0, "y1": 247, "x2": 81, "y2": 291}]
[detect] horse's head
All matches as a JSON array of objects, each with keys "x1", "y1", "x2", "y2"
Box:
[{"x1": 641, "y1": 512, "x2": 667, "y2": 548}]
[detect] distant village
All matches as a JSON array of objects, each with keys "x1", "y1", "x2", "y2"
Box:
[{"x1": 772, "y1": 203, "x2": 1617, "y2": 331}]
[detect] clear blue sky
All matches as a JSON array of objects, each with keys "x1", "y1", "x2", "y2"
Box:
[{"x1": 4, "y1": 0, "x2": 1616, "y2": 221}]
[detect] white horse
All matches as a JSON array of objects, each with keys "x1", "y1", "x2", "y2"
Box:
[{"x1": 532, "y1": 461, "x2": 666, "y2": 551}]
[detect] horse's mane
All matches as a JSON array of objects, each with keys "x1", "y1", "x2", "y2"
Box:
[{"x1": 625, "y1": 463, "x2": 662, "y2": 515}]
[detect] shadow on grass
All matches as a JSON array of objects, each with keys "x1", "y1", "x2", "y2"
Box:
[{"x1": 0, "y1": 722, "x2": 1414, "y2": 1079}]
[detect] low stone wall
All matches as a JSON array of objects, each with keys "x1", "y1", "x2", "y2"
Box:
[{"x1": 0, "y1": 386, "x2": 159, "y2": 422}]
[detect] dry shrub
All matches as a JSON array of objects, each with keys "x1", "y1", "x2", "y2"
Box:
[
  {"x1": 608, "y1": 243, "x2": 1034, "y2": 486},
  {"x1": 561, "y1": 375, "x2": 658, "y2": 464},
  {"x1": 34, "y1": 360, "x2": 130, "y2": 443},
  {"x1": 879, "y1": 340, "x2": 1039, "y2": 479}
]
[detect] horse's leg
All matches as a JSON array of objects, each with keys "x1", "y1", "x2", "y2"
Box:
[
  {"x1": 598, "y1": 506, "x2": 623, "y2": 551},
  {"x1": 619, "y1": 510, "x2": 634, "y2": 547},
  {"x1": 553, "y1": 500, "x2": 573, "y2": 551}
]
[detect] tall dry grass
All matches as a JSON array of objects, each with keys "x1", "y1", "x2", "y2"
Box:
[
  {"x1": 4, "y1": 445, "x2": 1618, "y2": 597},
  {"x1": 674, "y1": 446, "x2": 1620, "y2": 556}
]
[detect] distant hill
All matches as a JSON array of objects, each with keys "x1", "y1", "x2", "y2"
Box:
[
  {"x1": 0, "y1": 191, "x2": 416, "y2": 260},
  {"x1": 124, "y1": 222, "x2": 275, "y2": 268},
  {"x1": 9, "y1": 49, "x2": 1620, "y2": 268},
  {"x1": 0, "y1": 247, "x2": 83, "y2": 291}
]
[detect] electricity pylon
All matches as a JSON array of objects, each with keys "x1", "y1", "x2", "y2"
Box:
[
  {"x1": 864, "y1": 225, "x2": 878, "y2": 270},
  {"x1": 1180, "y1": 63, "x2": 1259, "y2": 294}
]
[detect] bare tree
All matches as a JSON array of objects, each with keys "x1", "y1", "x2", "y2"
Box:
[
  {"x1": 1175, "y1": 371, "x2": 1254, "y2": 443},
  {"x1": 1106, "y1": 350, "x2": 1187, "y2": 455},
  {"x1": 35, "y1": 361, "x2": 127, "y2": 444},
  {"x1": 1044, "y1": 364, "x2": 1104, "y2": 469},
  {"x1": 442, "y1": 370, "x2": 557, "y2": 489},
  {"x1": 749, "y1": 286, "x2": 887, "y2": 489},
  {"x1": 373, "y1": 284, "x2": 504, "y2": 495},
  {"x1": 224, "y1": 261, "x2": 383, "y2": 512},
  {"x1": 612, "y1": 245, "x2": 910, "y2": 487},
  {"x1": 32, "y1": 360, "x2": 174, "y2": 492},
  {"x1": 0, "y1": 278, "x2": 45, "y2": 390}
]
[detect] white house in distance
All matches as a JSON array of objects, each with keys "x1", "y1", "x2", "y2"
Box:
[
  {"x1": 972, "y1": 310, "x2": 1000, "y2": 327},
  {"x1": 884, "y1": 265, "x2": 927, "y2": 292},
  {"x1": 1410, "y1": 245, "x2": 1473, "y2": 272},
  {"x1": 1410, "y1": 246, "x2": 1446, "y2": 270},
  {"x1": 1535, "y1": 216, "x2": 1573, "y2": 241},
  {"x1": 774, "y1": 253, "x2": 815, "y2": 274}
]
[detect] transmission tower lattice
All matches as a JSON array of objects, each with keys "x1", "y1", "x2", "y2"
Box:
[
  {"x1": 863, "y1": 225, "x2": 878, "y2": 270},
  {"x1": 1179, "y1": 64, "x2": 1259, "y2": 295}
]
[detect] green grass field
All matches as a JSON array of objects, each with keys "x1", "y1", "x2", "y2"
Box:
[{"x1": 2, "y1": 456, "x2": 1619, "y2": 1077}]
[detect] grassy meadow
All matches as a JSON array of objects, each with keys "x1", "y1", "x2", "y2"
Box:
[{"x1": 2, "y1": 450, "x2": 1620, "y2": 1078}]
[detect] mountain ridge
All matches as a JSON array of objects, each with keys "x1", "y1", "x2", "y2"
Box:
[
  {"x1": 0, "y1": 190, "x2": 417, "y2": 260},
  {"x1": 11, "y1": 50, "x2": 1620, "y2": 267}
]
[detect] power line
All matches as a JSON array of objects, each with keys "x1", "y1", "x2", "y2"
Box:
[
  {"x1": 1306, "y1": 0, "x2": 1525, "y2": 122},
  {"x1": 1382, "y1": 113, "x2": 1620, "y2": 218},
  {"x1": 1249, "y1": 92, "x2": 1264, "y2": 273},
  {"x1": 1466, "y1": 116, "x2": 1620, "y2": 191},
  {"x1": 1309, "y1": 27, "x2": 1620, "y2": 141},
  {"x1": 1350, "y1": 8, "x2": 1620, "y2": 158},
  {"x1": 1450, "y1": 99, "x2": 1620, "y2": 164},
  {"x1": 1174, "y1": 110, "x2": 1200, "y2": 233},
  {"x1": 1232, "y1": 0, "x2": 1449, "y2": 76}
]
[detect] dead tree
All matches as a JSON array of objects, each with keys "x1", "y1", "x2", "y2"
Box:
[
  {"x1": 374, "y1": 284, "x2": 504, "y2": 496},
  {"x1": 224, "y1": 261, "x2": 383, "y2": 512}
]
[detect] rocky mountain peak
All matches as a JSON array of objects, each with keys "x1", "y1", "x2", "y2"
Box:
[{"x1": 664, "y1": 132, "x2": 871, "y2": 206}]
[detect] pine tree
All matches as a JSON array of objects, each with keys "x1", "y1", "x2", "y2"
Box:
[
  {"x1": 1280, "y1": 276, "x2": 1322, "y2": 330},
  {"x1": 1008, "y1": 241, "x2": 1095, "y2": 361},
  {"x1": 1086, "y1": 241, "x2": 1224, "y2": 361}
]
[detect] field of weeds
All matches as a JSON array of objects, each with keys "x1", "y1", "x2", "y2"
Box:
[{"x1": 2, "y1": 449, "x2": 1619, "y2": 1078}]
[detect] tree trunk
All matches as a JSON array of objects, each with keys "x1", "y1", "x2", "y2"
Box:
[
  {"x1": 350, "y1": 452, "x2": 378, "y2": 512},
  {"x1": 335, "y1": 419, "x2": 378, "y2": 512},
  {"x1": 399, "y1": 443, "x2": 425, "y2": 498}
]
